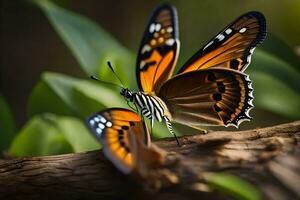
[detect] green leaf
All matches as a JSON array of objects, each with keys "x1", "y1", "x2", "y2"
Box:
[
  {"x1": 247, "y1": 48, "x2": 300, "y2": 119},
  {"x1": 9, "y1": 114, "x2": 73, "y2": 157},
  {"x1": 250, "y1": 49, "x2": 300, "y2": 93},
  {"x1": 51, "y1": 116, "x2": 100, "y2": 152},
  {"x1": 27, "y1": 80, "x2": 73, "y2": 117},
  {"x1": 261, "y1": 34, "x2": 300, "y2": 73},
  {"x1": 0, "y1": 95, "x2": 16, "y2": 152},
  {"x1": 10, "y1": 114, "x2": 100, "y2": 156},
  {"x1": 251, "y1": 71, "x2": 300, "y2": 119},
  {"x1": 207, "y1": 173, "x2": 262, "y2": 200},
  {"x1": 34, "y1": 0, "x2": 136, "y2": 87},
  {"x1": 28, "y1": 72, "x2": 128, "y2": 118},
  {"x1": 72, "y1": 79, "x2": 128, "y2": 117},
  {"x1": 42, "y1": 72, "x2": 79, "y2": 114}
]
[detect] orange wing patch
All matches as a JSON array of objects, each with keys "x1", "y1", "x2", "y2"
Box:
[
  {"x1": 178, "y1": 11, "x2": 266, "y2": 74},
  {"x1": 108, "y1": 109, "x2": 141, "y2": 122},
  {"x1": 87, "y1": 108, "x2": 150, "y2": 174},
  {"x1": 136, "y1": 4, "x2": 179, "y2": 94},
  {"x1": 139, "y1": 50, "x2": 175, "y2": 93}
]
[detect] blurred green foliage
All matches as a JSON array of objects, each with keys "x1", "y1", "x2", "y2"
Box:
[
  {"x1": 10, "y1": 114, "x2": 100, "y2": 156},
  {"x1": 38, "y1": 0, "x2": 135, "y2": 87},
  {"x1": 2, "y1": 0, "x2": 300, "y2": 157},
  {"x1": 207, "y1": 173, "x2": 262, "y2": 200},
  {"x1": 28, "y1": 72, "x2": 128, "y2": 118},
  {"x1": 0, "y1": 95, "x2": 16, "y2": 152}
]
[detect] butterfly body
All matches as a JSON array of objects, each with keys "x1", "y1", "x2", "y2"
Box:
[{"x1": 120, "y1": 88, "x2": 174, "y2": 133}]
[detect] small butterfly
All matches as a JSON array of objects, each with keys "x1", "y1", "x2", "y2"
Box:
[
  {"x1": 116, "y1": 4, "x2": 266, "y2": 141},
  {"x1": 87, "y1": 108, "x2": 152, "y2": 174}
]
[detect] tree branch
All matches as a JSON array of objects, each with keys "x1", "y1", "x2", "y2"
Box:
[{"x1": 0, "y1": 121, "x2": 299, "y2": 200}]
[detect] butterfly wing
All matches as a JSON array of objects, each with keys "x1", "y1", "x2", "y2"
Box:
[
  {"x1": 177, "y1": 11, "x2": 266, "y2": 74},
  {"x1": 136, "y1": 4, "x2": 180, "y2": 94},
  {"x1": 158, "y1": 68, "x2": 253, "y2": 128},
  {"x1": 87, "y1": 108, "x2": 150, "y2": 174}
]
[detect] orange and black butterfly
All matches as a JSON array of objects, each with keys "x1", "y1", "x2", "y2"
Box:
[
  {"x1": 87, "y1": 108, "x2": 151, "y2": 174},
  {"x1": 118, "y1": 4, "x2": 266, "y2": 140}
]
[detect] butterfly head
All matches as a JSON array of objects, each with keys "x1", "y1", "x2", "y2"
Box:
[{"x1": 120, "y1": 88, "x2": 133, "y2": 100}]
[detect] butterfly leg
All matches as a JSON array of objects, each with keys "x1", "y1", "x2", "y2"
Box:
[
  {"x1": 134, "y1": 103, "x2": 139, "y2": 114},
  {"x1": 148, "y1": 117, "x2": 154, "y2": 136},
  {"x1": 150, "y1": 117, "x2": 154, "y2": 128},
  {"x1": 164, "y1": 117, "x2": 180, "y2": 146}
]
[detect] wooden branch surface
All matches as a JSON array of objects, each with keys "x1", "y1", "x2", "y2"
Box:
[{"x1": 0, "y1": 121, "x2": 299, "y2": 200}]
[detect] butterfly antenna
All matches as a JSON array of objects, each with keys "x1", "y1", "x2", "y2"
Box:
[
  {"x1": 107, "y1": 61, "x2": 126, "y2": 88},
  {"x1": 90, "y1": 75, "x2": 122, "y2": 89}
]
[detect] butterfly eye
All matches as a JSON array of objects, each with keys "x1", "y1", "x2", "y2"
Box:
[{"x1": 120, "y1": 89, "x2": 125, "y2": 95}]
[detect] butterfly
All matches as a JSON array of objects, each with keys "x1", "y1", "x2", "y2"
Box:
[
  {"x1": 87, "y1": 108, "x2": 162, "y2": 174},
  {"x1": 115, "y1": 4, "x2": 266, "y2": 143}
]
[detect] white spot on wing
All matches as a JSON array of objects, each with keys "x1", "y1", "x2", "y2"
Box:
[
  {"x1": 100, "y1": 116, "x2": 106, "y2": 123},
  {"x1": 203, "y1": 41, "x2": 214, "y2": 50},
  {"x1": 155, "y1": 24, "x2": 161, "y2": 31},
  {"x1": 96, "y1": 128, "x2": 102, "y2": 135},
  {"x1": 106, "y1": 121, "x2": 112, "y2": 127},
  {"x1": 167, "y1": 27, "x2": 173, "y2": 33},
  {"x1": 239, "y1": 27, "x2": 247, "y2": 33},
  {"x1": 165, "y1": 38, "x2": 175, "y2": 46},
  {"x1": 247, "y1": 55, "x2": 251, "y2": 63},
  {"x1": 98, "y1": 123, "x2": 105, "y2": 129},
  {"x1": 140, "y1": 61, "x2": 146, "y2": 69},
  {"x1": 216, "y1": 34, "x2": 225, "y2": 41},
  {"x1": 149, "y1": 23, "x2": 155, "y2": 33},
  {"x1": 89, "y1": 119, "x2": 95, "y2": 125},
  {"x1": 94, "y1": 117, "x2": 100, "y2": 122},
  {"x1": 225, "y1": 28, "x2": 232, "y2": 34},
  {"x1": 141, "y1": 45, "x2": 151, "y2": 53}
]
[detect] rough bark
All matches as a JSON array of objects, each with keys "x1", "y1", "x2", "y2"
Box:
[{"x1": 0, "y1": 121, "x2": 299, "y2": 200}]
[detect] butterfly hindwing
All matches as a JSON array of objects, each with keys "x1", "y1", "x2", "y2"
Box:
[
  {"x1": 87, "y1": 108, "x2": 150, "y2": 174},
  {"x1": 159, "y1": 68, "x2": 253, "y2": 128},
  {"x1": 177, "y1": 11, "x2": 266, "y2": 74},
  {"x1": 137, "y1": 4, "x2": 180, "y2": 94}
]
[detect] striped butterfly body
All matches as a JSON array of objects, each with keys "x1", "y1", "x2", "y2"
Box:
[
  {"x1": 120, "y1": 4, "x2": 266, "y2": 139},
  {"x1": 120, "y1": 89, "x2": 174, "y2": 134}
]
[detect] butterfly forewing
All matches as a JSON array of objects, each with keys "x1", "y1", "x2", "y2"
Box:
[
  {"x1": 159, "y1": 68, "x2": 253, "y2": 128},
  {"x1": 87, "y1": 108, "x2": 150, "y2": 174},
  {"x1": 177, "y1": 11, "x2": 266, "y2": 74},
  {"x1": 136, "y1": 4, "x2": 180, "y2": 94}
]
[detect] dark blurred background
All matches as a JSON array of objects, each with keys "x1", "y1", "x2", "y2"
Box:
[{"x1": 1, "y1": 0, "x2": 299, "y2": 128}]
